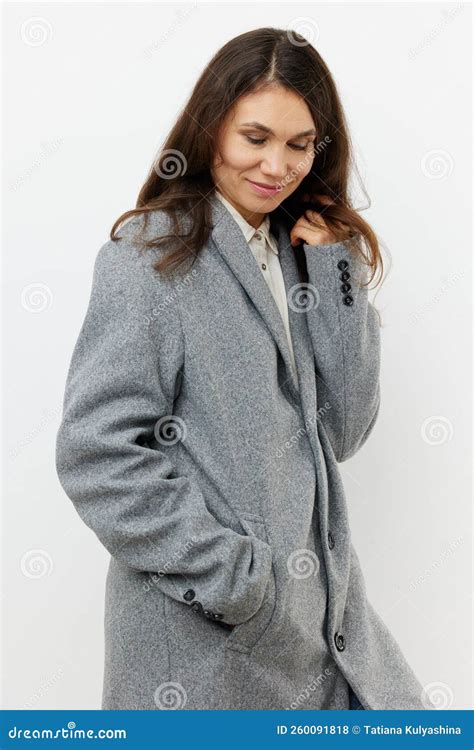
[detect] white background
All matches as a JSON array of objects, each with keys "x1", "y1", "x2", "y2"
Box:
[{"x1": 2, "y1": 2, "x2": 472, "y2": 709}]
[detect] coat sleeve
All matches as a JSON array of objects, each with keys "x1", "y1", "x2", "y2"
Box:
[
  {"x1": 300, "y1": 238, "x2": 381, "y2": 463},
  {"x1": 55, "y1": 226, "x2": 273, "y2": 626}
]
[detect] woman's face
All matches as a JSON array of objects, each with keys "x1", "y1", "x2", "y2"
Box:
[{"x1": 210, "y1": 85, "x2": 316, "y2": 227}]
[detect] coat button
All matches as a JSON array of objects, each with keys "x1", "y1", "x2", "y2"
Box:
[
  {"x1": 337, "y1": 259, "x2": 349, "y2": 270},
  {"x1": 340, "y1": 282, "x2": 351, "y2": 293},
  {"x1": 343, "y1": 295, "x2": 354, "y2": 306},
  {"x1": 203, "y1": 609, "x2": 212, "y2": 618},
  {"x1": 183, "y1": 589, "x2": 195, "y2": 602},
  {"x1": 334, "y1": 632, "x2": 345, "y2": 651},
  {"x1": 340, "y1": 270, "x2": 351, "y2": 282},
  {"x1": 328, "y1": 531, "x2": 335, "y2": 549},
  {"x1": 191, "y1": 601, "x2": 203, "y2": 613},
  {"x1": 212, "y1": 613, "x2": 224, "y2": 620}
]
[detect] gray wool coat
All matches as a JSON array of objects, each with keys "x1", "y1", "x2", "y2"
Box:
[{"x1": 55, "y1": 192, "x2": 432, "y2": 711}]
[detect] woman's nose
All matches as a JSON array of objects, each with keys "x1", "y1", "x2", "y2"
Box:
[{"x1": 259, "y1": 153, "x2": 289, "y2": 180}]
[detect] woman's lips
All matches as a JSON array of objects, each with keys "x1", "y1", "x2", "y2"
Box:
[{"x1": 246, "y1": 179, "x2": 281, "y2": 197}]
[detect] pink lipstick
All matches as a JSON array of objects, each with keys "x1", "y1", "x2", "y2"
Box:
[{"x1": 247, "y1": 179, "x2": 281, "y2": 197}]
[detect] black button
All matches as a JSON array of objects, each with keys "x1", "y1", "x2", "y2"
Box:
[
  {"x1": 340, "y1": 282, "x2": 351, "y2": 293},
  {"x1": 212, "y1": 613, "x2": 224, "y2": 620},
  {"x1": 328, "y1": 531, "x2": 335, "y2": 549},
  {"x1": 337, "y1": 259, "x2": 349, "y2": 270},
  {"x1": 191, "y1": 601, "x2": 203, "y2": 613},
  {"x1": 334, "y1": 632, "x2": 345, "y2": 651},
  {"x1": 343, "y1": 295, "x2": 354, "y2": 306},
  {"x1": 183, "y1": 589, "x2": 195, "y2": 602},
  {"x1": 340, "y1": 270, "x2": 350, "y2": 282},
  {"x1": 203, "y1": 609, "x2": 212, "y2": 618}
]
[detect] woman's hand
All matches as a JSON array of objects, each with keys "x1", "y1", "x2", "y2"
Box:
[{"x1": 289, "y1": 194, "x2": 346, "y2": 247}]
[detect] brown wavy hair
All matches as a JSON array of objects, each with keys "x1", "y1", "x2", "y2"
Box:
[{"x1": 110, "y1": 27, "x2": 384, "y2": 290}]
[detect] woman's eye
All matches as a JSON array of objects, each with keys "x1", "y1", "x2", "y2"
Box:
[{"x1": 245, "y1": 135, "x2": 308, "y2": 151}]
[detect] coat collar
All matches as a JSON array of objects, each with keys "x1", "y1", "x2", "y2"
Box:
[
  {"x1": 208, "y1": 191, "x2": 316, "y2": 405},
  {"x1": 214, "y1": 190, "x2": 279, "y2": 256}
]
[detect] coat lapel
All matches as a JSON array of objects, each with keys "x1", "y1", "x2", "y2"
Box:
[
  {"x1": 209, "y1": 193, "x2": 319, "y2": 423},
  {"x1": 209, "y1": 193, "x2": 300, "y2": 397},
  {"x1": 271, "y1": 212, "x2": 320, "y2": 425}
]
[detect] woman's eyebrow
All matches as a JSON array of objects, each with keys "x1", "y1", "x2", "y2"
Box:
[{"x1": 239, "y1": 121, "x2": 316, "y2": 137}]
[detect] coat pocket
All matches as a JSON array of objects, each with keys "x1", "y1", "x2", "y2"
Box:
[{"x1": 225, "y1": 512, "x2": 277, "y2": 654}]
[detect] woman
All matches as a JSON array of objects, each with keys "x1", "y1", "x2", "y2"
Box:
[{"x1": 55, "y1": 27, "x2": 433, "y2": 711}]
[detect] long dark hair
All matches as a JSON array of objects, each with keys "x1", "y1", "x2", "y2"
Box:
[{"x1": 110, "y1": 27, "x2": 384, "y2": 289}]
